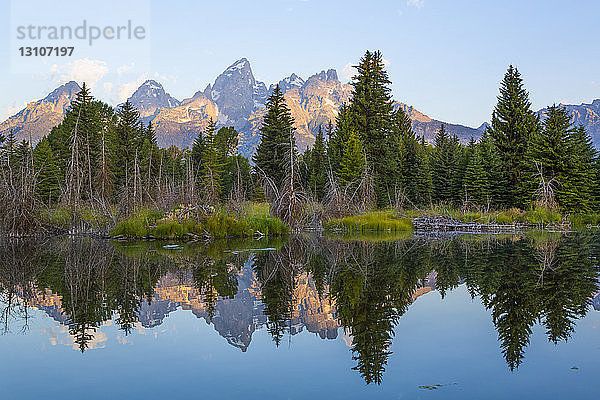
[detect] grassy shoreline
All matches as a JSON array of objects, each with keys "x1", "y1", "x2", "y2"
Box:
[{"x1": 7, "y1": 202, "x2": 600, "y2": 240}]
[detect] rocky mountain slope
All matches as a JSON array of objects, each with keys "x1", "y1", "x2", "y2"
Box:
[
  {"x1": 538, "y1": 100, "x2": 600, "y2": 147},
  {"x1": 127, "y1": 79, "x2": 180, "y2": 118},
  {"x1": 0, "y1": 81, "x2": 80, "y2": 144},
  {"x1": 3, "y1": 58, "x2": 599, "y2": 155}
]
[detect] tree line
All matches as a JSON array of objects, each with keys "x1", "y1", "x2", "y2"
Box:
[
  {"x1": 1, "y1": 50, "x2": 599, "y2": 235},
  {"x1": 283, "y1": 52, "x2": 598, "y2": 214}
]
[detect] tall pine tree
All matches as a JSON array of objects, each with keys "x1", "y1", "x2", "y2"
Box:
[
  {"x1": 488, "y1": 65, "x2": 540, "y2": 208},
  {"x1": 253, "y1": 85, "x2": 296, "y2": 187}
]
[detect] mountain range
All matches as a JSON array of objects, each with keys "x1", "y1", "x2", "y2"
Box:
[{"x1": 2, "y1": 58, "x2": 600, "y2": 157}]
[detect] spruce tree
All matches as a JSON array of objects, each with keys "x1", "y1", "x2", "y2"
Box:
[
  {"x1": 339, "y1": 131, "x2": 365, "y2": 188},
  {"x1": 308, "y1": 126, "x2": 327, "y2": 201},
  {"x1": 393, "y1": 108, "x2": 429, "y2": 205},
  {"x1": 464, "y1": 142, "x2": 488, "y2": 205},
  {"x1": 328, "y1": 107, "x2": 354, "y2": 176},
  {"x1": 432, "y1": 124, "x2": 456, "y2": 203},
  {"x1": 253, "y1": 85, "x2": 295, "y2": 187},
  {"x1": 348, "y1": 50, "x2": 395, "y2": 206},
  {"x1": 191, "y1": 130, "x2": 205, "y2": 177},
  {"x1": 565, "y1": 125, "x2": 595, "y2": 212},
  {"x1": 488, "y1": 65, "x2": 540, "y2": 208},
  {"x1": 529, "y1": 105, "x2": 595, "y2": 211},
  {"x1": 114, "y1": 101, "x2": 143, "y2": 195},
  {"x1": 33, "y1": 137, "x2": 60, "y2": 203},
  {"x1": 200, "y1": 119, "x2": 222, "y2": 203},
  {"x1": 479, "y1": 130, "x2": 505, "y2": 206}
]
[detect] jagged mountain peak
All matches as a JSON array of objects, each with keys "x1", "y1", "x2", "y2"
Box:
[
  {"x1": 270, "y1": 73, "x2": 306, "y2": 95},
  {"x1": 43, "y1": 81, "x2": 81, "y2": 103},
  {"x1": 127, "y1": 79, "x2": 180, "y2": 118},
  {"x1": 306, "y1": 69, "x2": 338, "y2": 83},
  {"x1": 226, "y1": 57, "x2": 250, "y2": 72},
  {"x1": 202, "y1": 57, "x2": 267, "y2": 130}
]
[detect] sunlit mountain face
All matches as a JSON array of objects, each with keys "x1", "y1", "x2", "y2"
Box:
[{"x1": 1, "y1": 234, "x2": 599, "y2": 387}]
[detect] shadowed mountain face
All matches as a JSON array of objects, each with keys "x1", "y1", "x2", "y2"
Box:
[
  {"x1": 1, "y1": 233, "x2": 598, "y2": 383},
  {"x1": 3, "y1": 59, "x2": 600, "y2": 156}
]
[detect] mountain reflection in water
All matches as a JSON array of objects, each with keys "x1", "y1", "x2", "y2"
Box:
[{"x1": 0, "y1": 233, "x2": 598, "y2": 385}]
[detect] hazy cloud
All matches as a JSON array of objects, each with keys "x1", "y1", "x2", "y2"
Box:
[
  {"x1": 117, "y1": 62, "x2": 136, "y2": 76},
  {"x1": 117, "y1": 74, "x2": 148, "y2": 102},
  {"x1": 1, "y1": 103, "x2": 26, "y2": 120},
  {"x1": 49, "y1": 58, "x2": 109, "y2": 89},
  {"x1": 103, "y1": 82, "x2": 114, "y2": 95},
  {"x1": 407, "y1": 0, "x2": 424, "y2": 8},
  {"x1": 341, "y1": 62, "x2": 355, "y2": 82}
]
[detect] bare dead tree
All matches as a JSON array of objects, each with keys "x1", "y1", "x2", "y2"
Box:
[{"x1": 534, "y1": 161, "x2": 558, "y2": 211}]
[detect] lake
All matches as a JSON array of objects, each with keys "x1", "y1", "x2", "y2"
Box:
[{"x1": 0, "y1": 232, "x2": 599, "y2": 399}]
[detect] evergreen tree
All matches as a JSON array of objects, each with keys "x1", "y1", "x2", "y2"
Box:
[
  {"x1": 565, "y1": 125, "x2": 595, "y2": 212},
  {"x1": 488, "y1": 65, "x2": 540, "y2": 208},
  {"x1": 191, "y1": 130, "x2": 205, "y2": 177},
  {"x1": 432, "y1": 124, "x2": 456, "y2": 202},
  {"x1": 200, "y1": 119, "x2": 222, "y2": 203},
  {"x1": 348, "y1": 50, "x2": 395, "y2": 206},
  {"x1": 328, "y1": 107, "x2": 353, "y2": 176},
  {"x1": 464, "y1": 141, "x2": 488, "y2": 205},
  {"x1": 479, "y1": 130, "x2": 505, "y2": 205},
  {"x1": 114, "y1": 100, "x2": 144, "y2": 197},
  {"x1": 33, "y1": 137, "x2": 60, "y2": 203},
  {"x1": 221, "y1": 154, "x2": 253, "y2": 201},
  {"x1": 308, "y1": 126, "x2": 327, "y2": 201},
  {"x1": 393, "y1": 108, "x2": 430, "y2": 205},
  {"x1": 528, "y1": 105, "x2": 594, "y2": 211},
  {"x1": 253, "y1": 85, "x2": 296, "y2": 187},
  {"x1": 339, "y1": 131, "x2": 365, "y2": 188}
]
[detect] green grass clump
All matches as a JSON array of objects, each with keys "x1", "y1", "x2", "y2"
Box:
[
  {"x1": 245, "y1": 202, "x2": 271, "y2": 218},
  {"x1": 43, "y1": 205, "x2": 117, "y2": 232},
  {"x1": 246, "y1": 216, "x2": 289, "y2": 236},
  {"x1": 324, "y1": 211, "x2": 413, "y2": 232},
  {"x1": 567, "y1": 213, "x2": 600, "y2": 228},
  {"x1": 111, "y1": 208, "x2": 164, "y2": 238},
  {"x1": 110, "y1": 205, "x2": 287, "y2": 240},
  {"x1": 524, "y1": 207, "x2": 563, "y2": 225}
]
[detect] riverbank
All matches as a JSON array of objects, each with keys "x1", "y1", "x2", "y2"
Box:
[
  {"x1": 323, "y1": 206, "x2": 600, "y2": 234},
  {"x1": 3, "y1": 202, "x2": 600, "y2": 240}
]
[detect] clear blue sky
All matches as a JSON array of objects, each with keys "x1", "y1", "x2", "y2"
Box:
[{"x1": 1, "y1": 0, "x2": 599, "y2": 127}]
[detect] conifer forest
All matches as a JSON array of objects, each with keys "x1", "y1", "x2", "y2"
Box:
[{"x1": 1, "y1": 50, "x2": 599, "y2": 238}]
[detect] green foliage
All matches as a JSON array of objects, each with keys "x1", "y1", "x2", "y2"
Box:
[
  {"x1": 488, "y1": 65, "x2": 541, "y2": 208},
  {"x1": 339, "y1": 131, "x2": 365, "y2": 188},
  {"x1": 463, "y1": 139, "x2": 488, "y2": 204},
  {"x1": 306, "y1": 126, "x2": 328, "y2": 201},
  {"x1": 199, "y1": 119, "x2": 223, "y2": 202},
  {"x1": 253, "y1": 85, "x2": 296, "y2": 187},
  {"x1": 324, "y1": 211, "x2": 413, "y2": 232},
  {"x1": 394, "y1": 109, "x2": 431, "y2": 205},
  {"x1": 348, "y1": 50, "x2": 396, "y2": 206},
  {"x1": 33, "y1": 137, "x2": 60, "y2": 203},
  {"x1": 432, "y1": 124, "x2": 458, "y2": 203},
  {"x1": 110, "y1": 204, "x2": 288, "y2": 239}
]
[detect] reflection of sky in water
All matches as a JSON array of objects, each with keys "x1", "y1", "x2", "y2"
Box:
[{"x1": 1, "y1": 284, "x2": 599, "y2": 399}]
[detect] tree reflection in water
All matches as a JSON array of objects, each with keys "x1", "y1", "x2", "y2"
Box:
[{"x1": 0, "y1": 233, "x2": 598, "y2": 382}]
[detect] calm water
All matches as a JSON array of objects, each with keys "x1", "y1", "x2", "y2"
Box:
[{"x1": 0, "y1": 233, "x2": 599, "y2": 399}]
